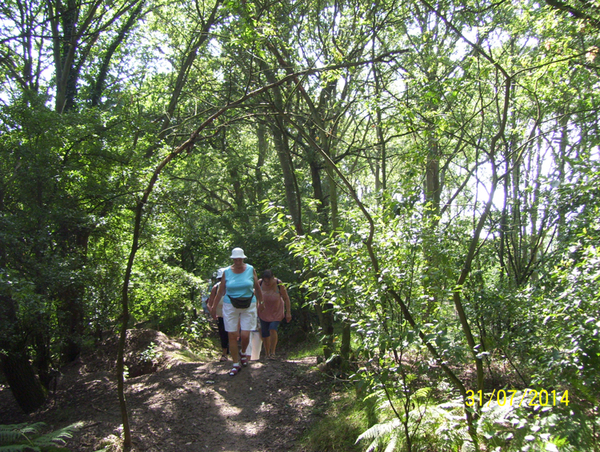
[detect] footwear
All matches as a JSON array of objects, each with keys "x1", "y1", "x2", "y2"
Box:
[
  {"x1": 219, "y1": 355, "x2": 228, "y2": 362},
  {"x1": 229, "y1": 364, "x2": 241, "y2": 376},
  {"x1": 240, "y1": 354, "x2": 249, "y2": 366}
]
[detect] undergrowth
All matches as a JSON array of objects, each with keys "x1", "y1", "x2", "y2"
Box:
[
  {"x1": 286, "y1": 335, "x2": 322, "y2": 360},
  {"x1": 299, "y1": 390, "x2": 372, "y2": 452}
]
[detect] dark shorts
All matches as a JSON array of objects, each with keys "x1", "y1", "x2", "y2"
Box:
[{"x1": 260, "y1": 319, "x2": 281, "y2": 338}]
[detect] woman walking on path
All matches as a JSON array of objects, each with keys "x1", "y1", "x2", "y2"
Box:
[
  {"x1": 213, "y1": 248, "x2": 263, "y2": 376},
  {"x1": 258, "y1": 270, "x2": 292, "y2": 359},
  {"x1": 207, "y1": 268, "x2": 229, "y2": 362}
]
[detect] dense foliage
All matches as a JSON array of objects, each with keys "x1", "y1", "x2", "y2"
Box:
[{"x1": 1, "y1": 0, "x2": 599, "y2": 450}]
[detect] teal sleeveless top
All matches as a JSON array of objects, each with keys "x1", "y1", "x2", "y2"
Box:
[{"x1": 223, "y1": 264, "x2": 255, "y2": 304}]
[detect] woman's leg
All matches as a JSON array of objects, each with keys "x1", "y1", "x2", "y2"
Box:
[
  {"x1": 270, "y1": 328, "x2": 279, "y2": 356},
  {"x1": 259, "y1": 318, "x2": 271, "y2": 356},
  {"x1": 228, "y1": 331, "x2": 240, "y2": 363},
  {"x1": 261, "y1": 336, "x2": 272, "y2": 356},
  {"x1": 239, "y1": 304, "x2": 258, "y2": 363},
  {"x1": 222, "y1": 304, "x2": 241, "y2": 366},
  {"x1": 240, "y1": 330, "x2": 251, "y2": 356}
]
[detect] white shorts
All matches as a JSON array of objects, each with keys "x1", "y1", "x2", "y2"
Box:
[{"x1": 222, "y1": 302, "x2": 258, "y2": 333}]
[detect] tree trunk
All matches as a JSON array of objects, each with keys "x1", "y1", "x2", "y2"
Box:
[
  {"x1": 56, "y1": 220, "x2": 90, "y2": 362},
  {"x1": 307, "y1": 152, "x2": 328, "y2": 225},
  {"x1": 91, "y1": 0, "x2": 145, "y2": 107},
  {"x1": 0, "y1": 295, "x2": 47, "y2": 413},
  {"x1": 270, "y1": 123, "x2": 303, "y2": 233},
  {"x1": 556, "y1": 110, "x2": 569, "y2": 239},
  {"x1": 0, "y1": 353, "x2": 47, "y2": 414},
  {"x1": 325, "y1": 160, "x2": 346, "y2": 365},
  {"x1": 260, "y1": 59, "x2": 304, "y2": 235},
  {"x1": 423, "y1": 115, "x2": 441, "y2": 320},
  {"x1": 33, "y1": 330, "x2": 52, "y2": 389},
  {"x1": 255, "y1": 122, "x2": 268, "y2": 201},
  {"x1": 321, "y1": 302, "x2": 335, "y2": 359},
  {"x1": 372, "y1": 32, "x2": 387, "y2": 192}
]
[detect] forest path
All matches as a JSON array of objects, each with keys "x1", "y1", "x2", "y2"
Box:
[{"x1": 0, "y1": 332, "x2": 328, "y2": 451}]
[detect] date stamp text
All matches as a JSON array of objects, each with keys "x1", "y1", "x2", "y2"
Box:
[{"x1": 465, "y1": 389, "x2": 569, "y2": 407}]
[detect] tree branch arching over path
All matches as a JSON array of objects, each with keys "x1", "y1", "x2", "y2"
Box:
[{"x1": 116, "y1": 49, "x2": 408, "y2": 449}]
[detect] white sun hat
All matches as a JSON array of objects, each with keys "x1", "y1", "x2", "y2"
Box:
[{"x1": 230, "y1": 247, "x2": 247, "y2": 259}]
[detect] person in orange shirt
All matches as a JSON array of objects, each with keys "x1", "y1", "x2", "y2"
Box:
[{"x1": 257, "y1": 270, "x2": 292, "y2": 359}]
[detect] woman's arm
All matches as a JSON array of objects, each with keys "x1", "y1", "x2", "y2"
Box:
[
  {"x1": 207, "y1": 283, "x2": 218, "y2": 315},
  {"x1": 215, "y1": 274, "x2": 226, "y2": 303},
  {"x1": 253, "y1": 269, "x2": 263, "y2": 305},
  {"x1": 280, "y1": 283, "x2": 292, "y2": 322}
]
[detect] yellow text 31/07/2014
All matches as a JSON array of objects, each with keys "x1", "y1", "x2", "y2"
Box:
[{"x1": 465, "y1": 389, "x2": 569, "y2": 408}]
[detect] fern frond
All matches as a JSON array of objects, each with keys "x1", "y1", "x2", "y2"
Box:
[
  {"x1": 438, "y1": 397, "x2": 466, "y2": 412},
  {"x1": 356, "y1": 418, "x2": 401, "y2": 442},
  {"x1": 34, "y1": 422, "x2": 83, "y2": 447},
  {"x1": 414, "y1": 387, "x2": 432, "y2": 399},
  {"x1": 383, "y1": 434, "x2": 397, "y2": 452},
  {"x1": 364, "y1": 437, "x2": 379, "y2": 452},
  {"x1": 0, "y1": 431, "x2": 23, "y2": 447},
  {"x1": 0, "y1": 422, "x2": 46, "y2": 447},
  {"x1": 3, "y1": 423, "x2": 46, "y2": 436},
  {"x1": 0, "y1": 422, "x2": 82, "y2": 452},
  {"x1": 0, "y1": 445, "x2": 42, "y2": 452},
  {"x1": 480, "y1": 399, "x2": 515, "y2": 422},
  {"x1": 363, "y1": 389, "x2": 385, "y2": 403}
]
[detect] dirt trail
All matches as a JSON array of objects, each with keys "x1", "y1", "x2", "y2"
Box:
[{"x1": 0, "y1": 331, "x2": 327, "y2": 451}]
